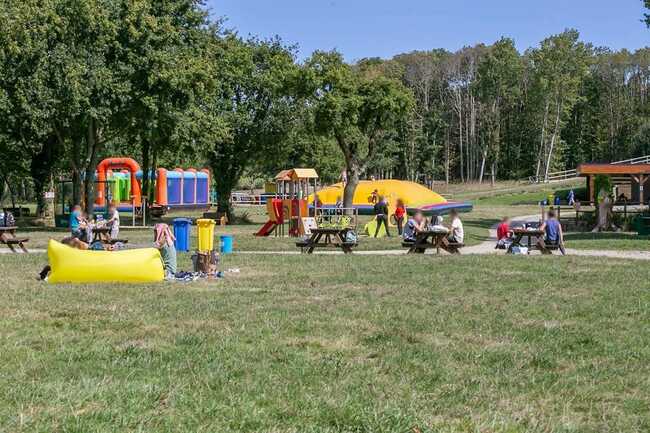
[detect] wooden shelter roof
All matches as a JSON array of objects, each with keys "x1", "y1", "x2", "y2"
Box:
[{"x1": 578, "y1": 163, "x2": 650, "y2": 176}]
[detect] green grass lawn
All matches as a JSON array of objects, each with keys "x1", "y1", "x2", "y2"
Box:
[
  {"x1": 1, "y1": 252, "x2": 650, "y2": 432},
  {"x1": 2, "y1": 197, "x2": 650, "y2": 431}
]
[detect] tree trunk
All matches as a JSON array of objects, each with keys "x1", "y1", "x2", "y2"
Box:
[
  {"x1": 478, "y1": 149, "x2": 487, "y2": 184},
  {"x1": 535, "y1": 100, "x2": 550, "y2": 181},
  {"x1": 30, "y1": 135, "x2": 58, "y2": 217},
  {"x1": 141, "y1": 138, "x2": 151, "y2": 206},
  {"x1": 343, "y1": 164, "x2": 360, "y2": 213},
  {"x1": 83, "y1": 119, "x2": 101, "y2": 214},
  {"x1": 544, "y1": 100, "x2": 563, "y2": 182},
  {"x1": 215, "y1": 181, "x2": 234, "y2": 221}
]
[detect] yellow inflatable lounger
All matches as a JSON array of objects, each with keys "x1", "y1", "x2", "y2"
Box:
[{"x1": 48, "y1": 240, "x2": 164, "y2": 284}]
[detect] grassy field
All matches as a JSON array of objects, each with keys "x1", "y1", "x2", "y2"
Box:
[
  {"x1": 2, "y1": 191, "x2": 650, "y2": 432},
  {"x1": 2, "y1": 252, "x2": 650, "y2": 432}
]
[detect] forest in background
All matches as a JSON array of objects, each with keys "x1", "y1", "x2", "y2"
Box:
[{"x1": 0, "y1": 0, "x2": 649, "y2": 215}]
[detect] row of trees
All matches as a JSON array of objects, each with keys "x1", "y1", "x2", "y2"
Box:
[{"x1": 1, "y1": 0, "x2": 648, "y2": 217}]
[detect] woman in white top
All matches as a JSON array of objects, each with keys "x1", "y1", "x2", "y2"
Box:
[{"x1": 447, "y1": 210, "x2": 464, "y2": 244}]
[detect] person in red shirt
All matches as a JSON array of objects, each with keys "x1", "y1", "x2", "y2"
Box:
[
  {"x1": 496, "y1": 216, "x2": 512, "y2": 249},
  {"x1": 394, "y1": 199, "x2": 407, "y2": 235}
]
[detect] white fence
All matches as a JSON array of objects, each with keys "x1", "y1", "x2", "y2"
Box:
[{"x1": 529, "y1": 154, "x2": 650, "y2": 184}]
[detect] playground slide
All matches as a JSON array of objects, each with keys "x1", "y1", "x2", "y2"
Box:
[
  {"x1": 255, "y1": 220, "x2": 277, "y2": 237},
  {"x1": 47, "y1": 240, "x2": 164, "y2": 284}
]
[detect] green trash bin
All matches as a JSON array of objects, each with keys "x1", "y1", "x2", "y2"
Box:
[{"x1": 633, "y1": 215, "x2": 650, "y2": 236}]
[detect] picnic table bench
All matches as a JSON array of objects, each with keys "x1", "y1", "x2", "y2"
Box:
[
  {"x1": 508, "y1": 228, "x2": 557, "y2": 255},
  {"x1": 0, "y1": 226, "x2": 29, "y2": 253},
  {"x1": 296, "y1": 227, "x2": 357, "y2": 254},
  {"x1": 402, "y1": 230, "x2": 464, "y2": 255},
  {"x1": 91, "y1": 226, "x2": 128, "y2": 245}
]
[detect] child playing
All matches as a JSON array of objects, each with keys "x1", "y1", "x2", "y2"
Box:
[
  {"x1": 394, "y1": 199, "x2": 406, "y2": 235},
  {"x1": 154, "y1": 223, "x2": 177, "y2": 278},
  {"x1": 496, "y1": 216, "x2": 512, "y2": 249},
  {"x1": 107, "y1": 203, "x2": 120, "y2": 239}
]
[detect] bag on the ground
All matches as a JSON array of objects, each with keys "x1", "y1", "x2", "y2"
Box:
[
  {"x1": 192, "y1": 250, "x2": 220, "y2": 273},
  {"x1": 345, "y1": 231, "x2": 358, "y2": 243},
  {"x1": 511, "y1": 246, "x2": 528, "y2": 255},
  {"x1": 2, "y1": 212, "x2": 15, "y2": 227}
]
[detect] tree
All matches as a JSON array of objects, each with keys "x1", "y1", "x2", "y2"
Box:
[
  {"x1": 645, "y1": 0, "x2": 650, "y2": 27},
  {"x1": 528, "y1": 30, "x2": 591, "y2": 181},
  {"x1": 118, "y1": 0, "x2": 213, "y2": 203},
  {"x1": 201, "y1": 35, "x2": 298, "y2": 218},
  {"x1": 304, "y1": 51, "x2": 414, "y2": 209},
  {"x1": 475, "y1": 38, "x2": 522, "y2": 183}
]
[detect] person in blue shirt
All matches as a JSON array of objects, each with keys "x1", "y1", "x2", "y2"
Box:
[
  {"x1": 69, "y1": 205, "x2": 87, "y2": 240},
  {"x1": 402, "y1": 211, "x2": 426, "y2": 242},
  {"x1": 539, "y1": 209, "x2": 566, "y2": 255}
]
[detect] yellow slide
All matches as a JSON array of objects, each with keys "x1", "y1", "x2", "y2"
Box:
[{"x1": 48, "y1": 240, "x2": 164, "y2": 284}]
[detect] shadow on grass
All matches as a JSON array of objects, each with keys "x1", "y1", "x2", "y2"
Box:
[{"x1": 565, "y1": 232, "x2": 649, "y2": 241}]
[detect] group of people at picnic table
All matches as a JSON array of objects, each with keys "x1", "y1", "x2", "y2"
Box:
[
  {"x1": 368, "y1": 192, "x2": 464, "y2": 244},
  {"x1": 370, "y1": 193, "x2": 565, "y2": 255},
  {"x1": 67, "y1": 203, "x2": 121, "y2": 250},
  {"x1": 496, "y1": 209, "x2": 566, "y2": 255}
]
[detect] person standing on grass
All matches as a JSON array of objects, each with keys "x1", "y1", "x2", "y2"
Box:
[
  {"x1": 107, "y1": 203, "x2": 120, "y2": 239},
  {"x1": 394, "y1": 199, "x2": 406, "y2": 235},
  {"x1": 447, "y1": 209, "x2": 464, "y2": 244},
  {"x1": 373, "y1": 196, "x2": 391, "y2": 237},
  {"x1": 154, "y1": 223, "x2": 177, "y2": 278},
  {"x1": 539, "y1": 209, "x2": 566, "y2": 255}
]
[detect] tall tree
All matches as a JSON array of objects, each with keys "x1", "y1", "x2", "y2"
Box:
[
  {"x1": 475, "y1": 38, "x2": 522, "y2": 183},
  {"x1": 201, "y1": 35, "x2": 298, "y2": 218},
  {"x1": 304, "y1": 51, "x2": 414, "y2": 209},
  {"x1": 529, "y1": 30, "x2": 591, "y2": 181}
]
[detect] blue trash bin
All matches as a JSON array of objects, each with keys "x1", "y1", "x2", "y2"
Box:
[
  {"x1": 220, "y1": 235, "x2": 233, "y2": 254},
  {"x1": 173, "y1": 218, "x2": 193, "y2": 252}
]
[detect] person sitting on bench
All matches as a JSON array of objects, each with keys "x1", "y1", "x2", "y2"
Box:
[
  {"x1": 539, "y1": 209, "x2": 566, "y2": 255},
  {"x1": 496, "y1": 216, "x2": 512, "y2": 249},
  {"x1": 402, "y1": 211, "x2": 426, "y2": 242},
  {"x1": 69, "y1": 205, "x2": 88, "y2": 240},
  {"x1": 447, "y1": 210, "x2": 464, "y2": 245}
]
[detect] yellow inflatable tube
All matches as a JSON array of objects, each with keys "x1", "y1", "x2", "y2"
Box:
[{"x1": 47, "y1": 240, "x2": 164, "y2": 284}]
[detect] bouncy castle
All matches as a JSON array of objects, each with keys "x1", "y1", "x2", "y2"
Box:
[
  {"x1": 310, "y1": 180, "x2": 472, "y2": 216},
  {"x1": 94, "y1": 158, "x2": 211, "y2": 212}
]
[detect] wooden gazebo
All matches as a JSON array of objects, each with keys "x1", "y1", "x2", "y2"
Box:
[{"x1": 578, "y1": 163, "x2": 650, "y2": 203}]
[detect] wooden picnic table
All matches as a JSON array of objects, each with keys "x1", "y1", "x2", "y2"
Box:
[
  {"x1": 92, "y1": 226, "x2": 112, "y2": 243},
  {"x1": 296, "y1": 227, "x2": 357, "y2": 254},
  {"x1": 508, "y1": 228, "x2": 552, "y2": 255},
  {"x1": 403, "y1": 229, "x2": 463, "y2": 255},
  {"x1": 0, "y1": 226, "x2": 29, "y2": 253}
]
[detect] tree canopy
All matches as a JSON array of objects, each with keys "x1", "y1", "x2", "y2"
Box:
[{"x1": 0, "y1": 1, "x2": 649, "y2": 216}]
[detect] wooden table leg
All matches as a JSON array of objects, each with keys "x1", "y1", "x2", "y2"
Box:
[
  {"x1": 508, "y1": 234, "x2": 523, "y2": 254},
  {"x1": 308, "y1": 233, "x2": 322, "y2": 254}
]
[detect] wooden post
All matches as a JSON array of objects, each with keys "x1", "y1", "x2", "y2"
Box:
[{"x1": 588, "y1": 175, "x2": 595, "y2": 204}]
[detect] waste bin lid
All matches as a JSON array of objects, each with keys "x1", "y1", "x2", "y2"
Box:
[
  {"x1": 197, "y1": 218, "x2": 216, "y2": 226},
  {"x1": 173, "y1": 218, "x2": 193, "y2": 225}
]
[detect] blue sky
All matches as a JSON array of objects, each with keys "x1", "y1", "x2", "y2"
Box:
[{"x1": 206, "y1": 0, "x2": 648, "y2": 61}]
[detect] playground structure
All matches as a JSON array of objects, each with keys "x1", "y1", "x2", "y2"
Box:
[
  {"x1": 94, "y1": 158, "x2": 211, "y2": 213},
  {"x1": 310, "y1": 179, "x2": 473, "y2": 216},
  {"x1": 256, "y1": 169, "x2": 319, "y2": 237}
]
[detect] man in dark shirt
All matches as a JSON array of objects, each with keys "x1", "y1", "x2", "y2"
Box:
[{"x1": 373, "y1": 196, "x2": 391, "y2": 237}]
